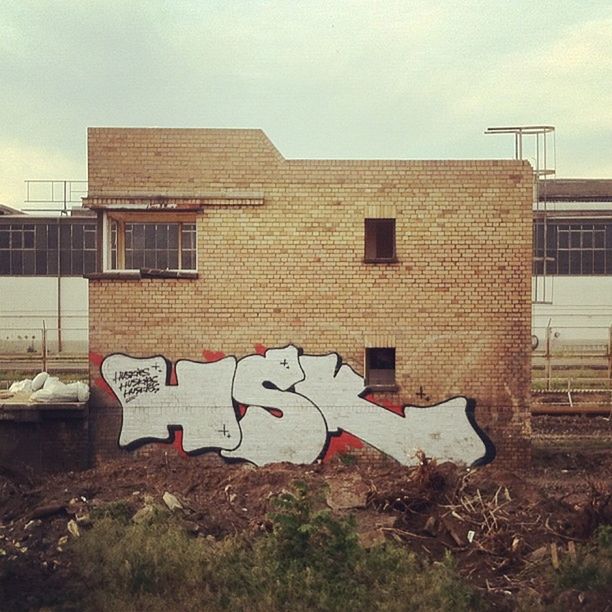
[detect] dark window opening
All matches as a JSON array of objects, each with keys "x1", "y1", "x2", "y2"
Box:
[
  {"x1": 533, "y1": 221, "x2": 612, "y2": 276},
  {"x1": 365, "y1": 218, "x2": 396, "y2": 262},
  {"x1": 365, "y1": 347, "x2": 396, "y2": 387},
  {"x1": 0, "y1": 222, "x2": 97, "y2": 276}
]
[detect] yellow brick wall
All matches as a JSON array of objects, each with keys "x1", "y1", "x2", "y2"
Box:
[{"x1": 88, "y1": 128, "x2": 533, "y2": 467}]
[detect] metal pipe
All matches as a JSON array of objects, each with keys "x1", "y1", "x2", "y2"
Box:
[{"x1": 57, "y1": 215, "x2": 62, "y2": 354}]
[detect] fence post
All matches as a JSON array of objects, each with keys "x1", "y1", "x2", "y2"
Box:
[
  {"x1": 42, "y1": 321, "x2": 47, "y2": 373},
  {"x1": 608, "y1": 325, "x2": 611, "y2": 390},
  {"x1": 546, "y1": 323, "x2": 552, "y2": 391}
]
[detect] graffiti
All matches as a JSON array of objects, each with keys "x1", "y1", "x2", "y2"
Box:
[
  {"x1": 100, "y1": 345, "x2": 495, "y2": 467},
  {"x1": 111, "y1": 365, "x2": 161, "y2": 403},
  {"x1": 415, "y1": 386, "x2": 430, "y2": 402}
]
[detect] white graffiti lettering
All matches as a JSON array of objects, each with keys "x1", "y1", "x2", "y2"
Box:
[{"x1": 101, "y1": 345, "x2": 494, "y2": 467}]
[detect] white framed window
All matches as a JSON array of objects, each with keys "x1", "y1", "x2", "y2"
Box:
[{"x1": 103, "y1": 212, "x2": 196, "y2": 272}]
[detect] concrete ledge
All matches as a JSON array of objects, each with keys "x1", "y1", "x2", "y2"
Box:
[{"x1": 0, "y1": 401, "x2": 88, "y2": 423}]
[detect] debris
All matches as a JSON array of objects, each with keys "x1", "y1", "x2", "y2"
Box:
[
  {"x1": 131, "y1": 505, "x2": 158, "y2": 525},
  {"x1": 325, "y1": 472, "x2": 369, "y2": 510},
  {"x1": 67, "y1": 520, "x2": 80, "y2": 538},
  {"x1": 29, "y1": 503, "x2": 67, "y2": 520},
  {"x1": 0, "y1": 414, "x2": 610, "y2": 611},
  {"x1": 162, "y1": 492, "x2": 183, "y2": 511},
  {"x1": 550, "y1": 543, "x2": 560, "y2": 569}
]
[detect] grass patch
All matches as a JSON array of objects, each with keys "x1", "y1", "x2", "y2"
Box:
[
  {"x1": 555, "y1": 524, "x2": 612, "y2": 593},
  {"x1": 58, "y1": 482, "x2": 481, "y2": 612}
]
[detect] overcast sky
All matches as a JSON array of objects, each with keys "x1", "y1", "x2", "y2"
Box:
[{"x1": 1, "y1": 1, "x2": 611, "y2": 208}]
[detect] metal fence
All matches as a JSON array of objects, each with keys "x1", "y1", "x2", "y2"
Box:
[
  {"x1": 532, "y1": 324, "x2": 612, "y2": 390},
  {"x1": 0, "y1": 324, "x2": 88, "y2": 376}
]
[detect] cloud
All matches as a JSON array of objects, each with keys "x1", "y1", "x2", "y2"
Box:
[{"x1": 0, "y1": 0, "x2": 610, "y2": 196}]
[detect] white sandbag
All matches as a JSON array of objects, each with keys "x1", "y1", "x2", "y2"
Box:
[
  {"x1": 30, "y1": 388, "x2": 53, "y2": 402},
  {"x1": 9, "y1": 379, "x2": 33, "y2": 394},
  {"x1": 76, "y1": 382, "x2": 90, "y2": 402},
  {"x1": 31, "y1": 372, "x2": 49, "y2": 391},
  {"x1": 32, "y1": 380, "x2": 72, "y2": 402},
  {"x1": 43, "y1": 376, "x2": 60, "y2": 390},
  {"x1": 31, "y1": 380, "x2": 90, "y2": 403}
]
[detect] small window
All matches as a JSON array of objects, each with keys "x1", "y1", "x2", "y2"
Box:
[
  {"x1": 365, "y1": 218, "x2": 396, "y2": 262},
  {"x1": 365, "y1": 347, "x2": 396, "y2": 388}
]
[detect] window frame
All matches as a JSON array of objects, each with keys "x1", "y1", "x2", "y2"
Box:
[
  {"x1": 364, "y1": 347, "x2": 398, "y2": 391},
  {"x1": 533, "y1": 220, "x2": 612, "y2": 276},
  {"x1": 364, "y1": 218, "x2": 398, "y2": 263},
  {"x1": 103, "y1": 211, "x2": 197, "y2": 275}
]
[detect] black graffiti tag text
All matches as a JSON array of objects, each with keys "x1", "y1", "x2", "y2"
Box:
[{"x1": 113, "y1": 367, "x2": 160, "y2": 403}]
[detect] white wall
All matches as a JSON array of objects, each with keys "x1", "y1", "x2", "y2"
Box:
[
  {"x1": 0, "y1": 277, "x2": 88, "y2": 353},
  {"x1": 532, "y1": 276, "x2": 612, "y2": 344}
]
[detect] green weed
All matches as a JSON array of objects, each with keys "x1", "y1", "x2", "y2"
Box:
[{"x1": 59, "y1": 482, "x2": 481, "y2": 611}]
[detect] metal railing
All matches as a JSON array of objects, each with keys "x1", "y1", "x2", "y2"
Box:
[
  {"x1": 532, "y1": 324, "x2": 612, "y2": 390},
  {"x1": 0, "y1": 324, "x2": 88, "y2": 375}
]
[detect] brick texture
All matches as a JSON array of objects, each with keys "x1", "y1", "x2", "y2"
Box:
[{"x1": 87, "y1": 128, "x2": 533, "y2": 468}]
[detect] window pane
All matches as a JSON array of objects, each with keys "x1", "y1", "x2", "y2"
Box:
[
  {"x1": 156, "y1": 224, "x2": 168, "y2": 249},
  {"x1": 84, "y1": 227, "x2": 96, "y2": 249},
  {"x1": 60, "y1": 250, "x2": 71, "y2": 275},
  {"x1": 72, "y1": 249, "x2": 83, "y2": 275},
  {"x1": 133, "y1": 224, "x2": 145, "y2": 250},
  {"x1": 169, "y1": 224, "x2": 179, "y2": 249},
  {"x1": 570, "y1": 230, "x2": 581, "y2": 249},
  {"x1": 72, "y1": 224, "x2": 83, "y2": 249},
  {"x1": 606, "y1": 250, "x2": 612, "y2": 275},
  {"x1": 594, "y1": 251, "x2": 605, "y2": 274},
  {"x1": 24, "y1": 229, "x2": 35, "y2": 249},
  {"x1": 36, "y1": 250, "x2": 48, "y2": 275},
  {"x1": 47, "y1": 251, "x2": 58, "y2": 275},
  {"x1": 12, "y1": 250, "x2": 22, "y2": 274},
  {"x1": 0, "y1": 230, "x2": 8, "y2": 248},
  {"x1": 545, "y1": 224, "x2": 557, "y2": 252},
  {"x1": 144, "y1": 250, "x2": 156, "y2": 268},
  {"x1": 181, "y1": 250, "x2": 193, "y2": 270},
  {"x1": 157, "y1": 250, "x2": 168, "y2": 269},
  {"x1": 557, "y1": 251, "x2": 569, "y2": 274},
  {"x1": 60, "y1": 224, "x2": 71, "y2": 248},
  {"x1": 582, "y1": 231, "x2": 593, "y2": 248},
  {"x1": 23, "y1": 251, "x2": 35, "y2": 274},
  {"x1": 0, "y1": 252, "x2": 9, "y2": 274},
  {"x1": 48, "y1": 225, "x2": 58, "y2": 249},
  {"x1": 35, "y1": 225, "x2": 47, "y2": 249},
  {"x1": 133, "y1": 249, "x2": 145, "y2": 269},
  {"x1": 144, "y1": 224, "x2": 155, "y2": 249},
  {"x1": 569, "y1": 251, "x2": 581, "y2": 274},
  {"x1": 168, "y1": 250, "x2": 179, "y2": 269},
  {"x1": 84, "y1": 251, "x2": 96, "y2": 274},
  {"x1": 582, "y1": 250, "x2": 593, "y2": 275},
  {"x1": 558, "y1": 229, "x2": 568, "y2": 248},
  {"x1": 11, "y1": 229, "x2": 22, "y2": 249}
]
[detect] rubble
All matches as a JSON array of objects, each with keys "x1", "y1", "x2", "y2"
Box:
[{"x1": 0, "y1": 415, "x2": 610, "y2": 609}]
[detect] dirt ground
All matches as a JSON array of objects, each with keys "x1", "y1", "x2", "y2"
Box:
[{"x1": 1, "y1": 415, "x2": 611, "y2": 611}]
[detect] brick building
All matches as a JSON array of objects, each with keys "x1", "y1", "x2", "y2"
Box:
[{"x1": 85, "y1": 128, "x2": 533, "y2": 468}]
